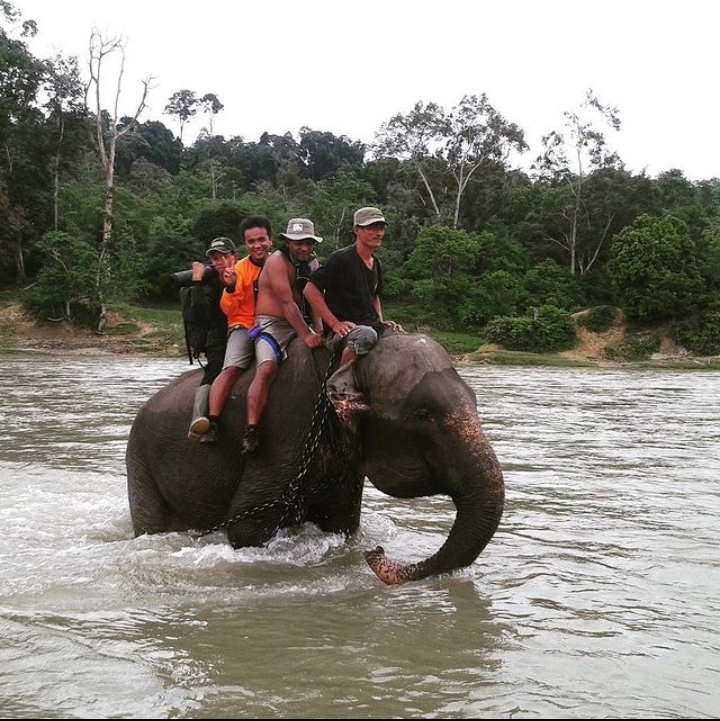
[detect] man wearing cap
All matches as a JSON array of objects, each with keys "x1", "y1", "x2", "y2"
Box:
[
  {"x1": 240, "y1": 218, "x2": 325, "y2": 454},
  {"x1": 186, "y1": 237, "x2": 239, "y2": 440},
  {"x1": 303, "y1": 206, "x2": 404, "y2": 420},
  {"x1": 193, "y1": 216, "x2": 273, "y2": 444}
]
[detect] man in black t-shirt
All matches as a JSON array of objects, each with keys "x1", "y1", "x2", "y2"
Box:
[{"x1": 304, "y1": 206, "x2": 403, "y2": 420}]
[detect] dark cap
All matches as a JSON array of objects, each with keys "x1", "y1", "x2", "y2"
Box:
[{"x1": 205, "y1": 237, "x2": 237, "y2": 256}]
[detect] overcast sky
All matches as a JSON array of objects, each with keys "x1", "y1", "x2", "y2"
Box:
[{"x1": 17, "y1": 0, "x2": 719, "y2": 182}]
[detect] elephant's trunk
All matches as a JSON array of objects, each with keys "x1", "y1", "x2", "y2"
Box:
[{"x1": 364, "y1": 443, "x2": 504, "y2": 585}]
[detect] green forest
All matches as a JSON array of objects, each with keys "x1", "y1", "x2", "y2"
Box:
[{"x1": 3, "y1": 2, "x2": 720, "y2": 356}]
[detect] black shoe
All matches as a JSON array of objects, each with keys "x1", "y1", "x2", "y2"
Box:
[
  {"x1": 200, "y1": 421, "x2": 219, "y2": 445},
  {"x1": 240, "y1": 425, "x2": 260, "y2": 455}
]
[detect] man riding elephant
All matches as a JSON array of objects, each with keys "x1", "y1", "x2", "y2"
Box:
[{"x1": 126, "y1": 332, "x2": 505, "y2": 585}]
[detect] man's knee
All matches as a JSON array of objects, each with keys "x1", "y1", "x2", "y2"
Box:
[
  {"x1": 255, "y1": 360, "x2": 279, "y2": 382},
  {"x1": 345, "y1": 326, "x2": 378, "y2": 357}
]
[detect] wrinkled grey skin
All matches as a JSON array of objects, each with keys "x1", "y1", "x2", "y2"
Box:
[{"x1": 126, "y1": 333, "x2": 504, "y2": 584}]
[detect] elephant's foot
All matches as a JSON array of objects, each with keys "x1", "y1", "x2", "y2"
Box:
[{"x1": 363, "y1": 546, "x2": 414, "y2": 585}]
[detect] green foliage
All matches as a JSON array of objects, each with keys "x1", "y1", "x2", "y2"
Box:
[
  {"x1": 620, "y1": 332, "x2": 661, "y2": 360},
  {"x1": 403, "y1": 225, "x2": 481, "y2": 280},
  {"x1": 577, "y1": 305, "x2": 617, "y2": 333},
  {"x1": 609, "y1": 214, "x2": 705, "y2": 322},
  {"x1": 429, "y1": 331, "x2": 485, "y2": 356},
  {"x1": 522, "y1": 259, "x2": 582, "y2": 311},
  {"x1": 457, "y1": 270, "x2": 525, "y2": 327},
  {"x1": 674, "y1": 311, "x2": 720, "y2": 356},
  {"x1": 485, "y1": 305, "x2": 577, "y2": 352},
  {"x1": 191, "y1": 200, "x2": 246, "y2": 242},
  {"x1": 0, "y1": 27, "x2": 716, "y2": 342},
  {"x1": 476, "y1": 231, "x2": 531, "y2": 274},
  {"x1": 23, "y1": 231, "x2": 99, "y2": 322}
]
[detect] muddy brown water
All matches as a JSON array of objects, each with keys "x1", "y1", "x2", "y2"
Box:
[{"x1": 1, "y1": 350, "x2": 718, "y2": 718}]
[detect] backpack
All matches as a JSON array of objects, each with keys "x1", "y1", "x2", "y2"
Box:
[{"x1": 179, "y1": 285, "x2": 208, "y2": 364}]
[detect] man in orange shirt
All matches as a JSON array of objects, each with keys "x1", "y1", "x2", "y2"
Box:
[
  {"x1": 195, "y1": 216, "x2": 273, "y2": 444},
  {"x1": 240, "y1": 218, "x2": 325, "y2": 454}
]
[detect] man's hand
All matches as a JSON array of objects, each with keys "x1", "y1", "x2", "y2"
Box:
[
  {"x1": 305, "y1": 332, "x2": 325, "y2": 349},
  {"x1": 384, "y1": 320, "x2": 404, "y2": 333},
  {"x1": 191, "y1": 261, "x2": 206, "y2": 282},
  {"x1": 333, "y1": 320, "x2": 356, "y2": 338}
]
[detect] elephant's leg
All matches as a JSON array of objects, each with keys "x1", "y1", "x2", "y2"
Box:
[
  {"x1": 224, "y1": 504, "x2": 287, "y2": 548},
  {"x1": 127, "y1": 462, "x2": 187, "y2": 536},
  {"x1": 306, "y1": 479, "x2": 364, "y2": 536}
]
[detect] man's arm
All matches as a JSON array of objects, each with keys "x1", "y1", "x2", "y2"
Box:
[
  {"x1": 372, "y1": 294, "x2": 404, "y2": 333},
  {"x1": 304, "y1": 282, "x2": 356, "y2": 338},
  {"x1": 266, "y1": 256, "x2": 323, "y2": 347}
]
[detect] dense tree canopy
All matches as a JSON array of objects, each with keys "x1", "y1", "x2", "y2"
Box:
[{"x1": 3, "y1": 1, "x2": 719, "y2": 350}]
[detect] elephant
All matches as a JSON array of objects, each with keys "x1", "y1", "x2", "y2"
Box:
[{"x1": 125, "y1": 332, "x2": 504, "y2": 584}]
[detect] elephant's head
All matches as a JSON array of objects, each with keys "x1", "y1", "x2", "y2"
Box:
[{"x1": 351, "y1": 332, "x2": 504, "y2": 585}]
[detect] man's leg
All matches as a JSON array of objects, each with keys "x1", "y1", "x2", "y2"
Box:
[
  {"x1": 326, "y1": 326, "x2": 377, "y2": 425},
  {"x1": 188, "y1": 383, "x2": 211, "y2": 439},
  {"x1": 200, "y1": 366, "x2": 239, "y2": 444},
  {"x1": 198, "y1": 328, "x2": 254, "y2": 445},
  {"x1": 242, "y1": 360, "x2": 278, "y2": 454},
  {"x1": 188, "y1": 334, "x2": 226, "y2": 441}
]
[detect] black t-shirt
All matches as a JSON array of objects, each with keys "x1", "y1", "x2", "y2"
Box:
[{"x1": 309, "y1": 245, "x2": 383, "y2": 326}]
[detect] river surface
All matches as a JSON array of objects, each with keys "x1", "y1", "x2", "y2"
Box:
[{"x1": 1, "y1": 350, "x2": 719, "y2": 719}]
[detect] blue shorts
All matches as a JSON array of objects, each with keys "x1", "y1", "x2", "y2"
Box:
[{"x1": 254, "y1": 315, "x2": 297, "y2": 366}]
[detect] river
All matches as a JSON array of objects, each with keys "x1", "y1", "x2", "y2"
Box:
[{"x1": 1, "y1": 350, "x2": 718, "y2": 719}]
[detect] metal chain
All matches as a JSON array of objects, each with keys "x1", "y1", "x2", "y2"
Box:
[{"x1": 196, "y1": 351, "x2": 337, "y2": 539}]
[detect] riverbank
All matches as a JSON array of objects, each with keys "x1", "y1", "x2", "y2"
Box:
[{"x1": 2, "y1": 295, "x2": 719, "y2": 369}]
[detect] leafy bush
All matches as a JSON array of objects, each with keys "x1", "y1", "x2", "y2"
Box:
[
  {"x1": 485, "y1": 305, "x2": 577, "y2": 352},
  {"x1": 674, "y1": 311, "x2": 720, "y2": 356},
  {"x1": 609, "y1": 214, "x2": 704, "y2": 322},
  {"x1": 577, "y1": 305, "x2": 617, "y2": 333},
  {"x1": 621, "y1": 333, "x2": 661, "y2": 360},
  {"x1": 23, "y1": 232, "x2": 100, "y2": 324}
]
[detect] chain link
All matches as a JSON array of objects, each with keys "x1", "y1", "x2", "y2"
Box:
[{"x1": 196, "y1": 351, "x2": 338, "y2": 539}]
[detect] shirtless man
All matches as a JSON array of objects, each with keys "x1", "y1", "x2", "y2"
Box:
[{"x1": 240, "y1": 218, "x2": 325, "y2": 454}]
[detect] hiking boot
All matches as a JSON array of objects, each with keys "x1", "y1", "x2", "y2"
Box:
[
  {"x1": 188, "y1": 385, "x2": 211, "y2": 440},
  {"x1": 199, "y1": 421, "x2": 219, "y2": 445},
  {"x1": 240, "y1": 425, "x2": 260, "y2": 455}
]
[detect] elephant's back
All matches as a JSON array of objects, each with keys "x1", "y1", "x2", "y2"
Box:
[{"x1": 132, "y1": 368, "x2": 199, "y2": 423}]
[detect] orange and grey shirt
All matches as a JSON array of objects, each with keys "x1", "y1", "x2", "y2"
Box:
[{"x1": 220, "y1": 256, "x2": 264, "y2": 329}]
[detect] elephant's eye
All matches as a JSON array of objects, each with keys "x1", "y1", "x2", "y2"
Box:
[{"x1": 412, "y1": 407, "x2": 434, "y2": 423}]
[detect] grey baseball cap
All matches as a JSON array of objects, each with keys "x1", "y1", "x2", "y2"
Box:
[{"x1": 353, "y1": 207, "x2": 387, "y2": 227}]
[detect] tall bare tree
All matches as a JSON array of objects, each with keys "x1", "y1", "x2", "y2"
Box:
[
  {"x1": 163, "y1": 89, "x2": 197, "y2": 142},
  {"x1": 373, "y1": 95, "x2": 526, "y2": 229},
  {"x1": 532, "y1": 89, "x2": 622, "y2": 275},
  {"x1": 45, "y1": 53, "x2": 86, "y2": 230},
  {"x1": 85, "y1": 30, "x2": 152, "y2": 331}
]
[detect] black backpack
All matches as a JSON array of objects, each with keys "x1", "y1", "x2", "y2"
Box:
[{"x1": 179, "y1": 285, "x2": 209, "y2": 364}]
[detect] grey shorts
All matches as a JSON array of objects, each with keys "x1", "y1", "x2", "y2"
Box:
[
  {"x1": 254, "y1": 315, "x2": 297, "y2": 366},
  {"x1": 326, "y1": 324, "x2": 378, "y2": 357},
  {"x1": 222, "y1": 325, "x2": 255, "y2": 370}
]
